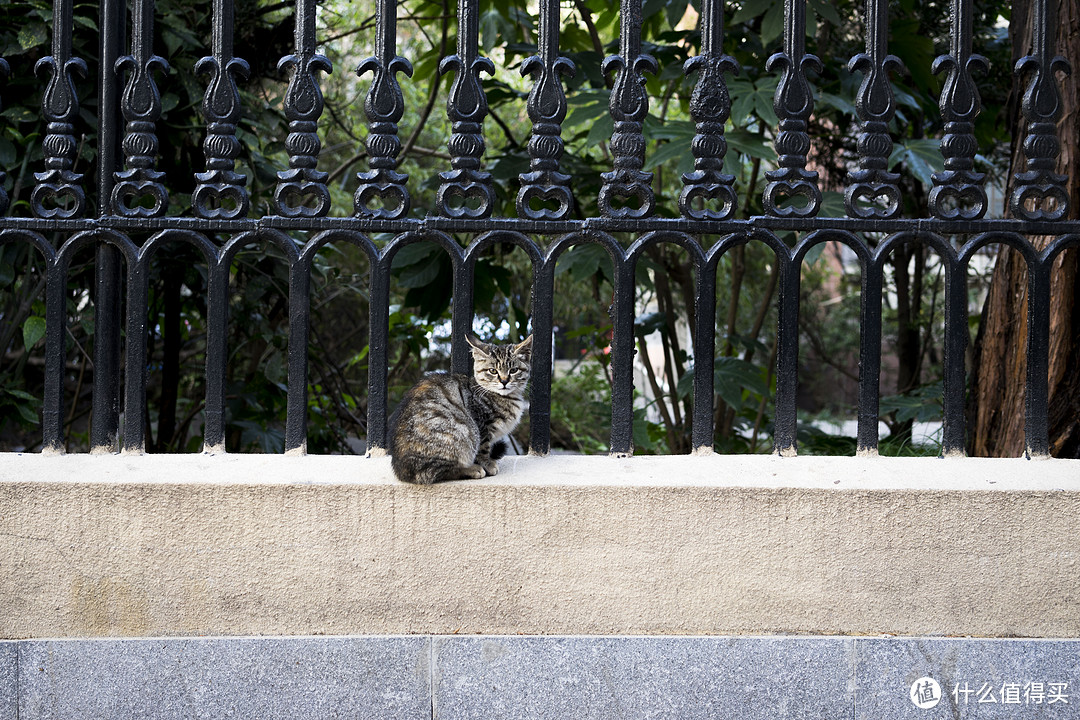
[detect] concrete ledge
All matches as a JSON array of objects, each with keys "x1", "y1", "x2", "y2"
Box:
[
  {"x1": 2, "y1": 452, "x2": 1079, "y2": 638},
  {"x1": 2, "y1": 636, "x2": 1079, "y2": 719}
]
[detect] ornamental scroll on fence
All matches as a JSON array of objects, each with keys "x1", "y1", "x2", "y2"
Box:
[{"x1": 0, "y1": 0, "x2": 1076, "y2": 458}]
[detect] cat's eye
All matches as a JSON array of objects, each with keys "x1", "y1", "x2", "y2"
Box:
[
  {"x1": 487, "y1": 369, "x2": 498, "y2": 375},
  {"x1": 509, "y1": 368, "x2": 518, "y2": 374}
]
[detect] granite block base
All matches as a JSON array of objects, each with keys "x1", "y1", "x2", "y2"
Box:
[{"x1": 1, "y1": 636, "x2": 1077, "y2": 719}]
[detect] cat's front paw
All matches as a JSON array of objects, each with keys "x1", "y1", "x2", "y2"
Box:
[
  {"x1": 480, "y1": 460, "x2": 499, "y2": 476},
  {"x1": 463, "y1": 464, "x2": 487, "y2": 479}
]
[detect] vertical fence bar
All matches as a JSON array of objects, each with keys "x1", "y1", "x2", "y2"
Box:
[
  {"x1": 98, "y1": 0, "x2": 125, "y2": 214},
  {"x1": 845, "y1": 0, "x2": 903, "y2": 219},
  {"x1": 451, "y1": 255, "x2": 475, "y2": 375},
  {"x1": 0, "y1": 57, "x2": 9, "y2": 214},
  {"x1": 609, "y1": 253, "x2": 636, "y2": 456},
  {"x1": 528, "y1": 256, "x2": 556, "y2": 454},
  {"x1": 763, "y1": 0, "x2": 820, "y2": 217},
  {"x1": 929, "y1": 0, "x2": 987, "y2": 220},
  {"x1": 437, "y1": 0, "x2": 495, "y2": 219},
  {"x1": 598, "y1": 0, "x2": 656, "y2": 218},
  {"x1": 692, "y1": 250, "x2": 718, "y2": 453},
  {"x1": 1010, "y1": 0, "x2": 1070, "y2": 221},
  {"x1": 32, "y1": 0, "x2": 86, "y2": 219},
  {"x1": 1025, "y1": 259, "x2": 1051, "y2": 457},
  {"x1": 856, "y1": 256, "x2": 883, "y2": 454},
  {"x1": 366, "y1": 253, "x2": 393, "y2": 454},
  {"x1": 122, "y1": 254, "x2": 149, "y2": 452},
  {"x1": 285, "y1": 255, "x2": 311, "y2": 454},
  {"x1": 194, "y1": 0, "x2": 250, "y2": 219},
  {"x1": 356, "y1": 0, "x2": 412, "y2": 219},
  {"x1": 91, "y1": 242, "x2": 123, "y2": 453},
  {"x1": 940, "y1": 260, "x2": 968, "y2": 456},
  {"x1": 274, "y1": 0, "x2": 331, "y2": 218},
  {"x1": 773, "y1": 254, "x2": 799, "y2": 455},
  {"x1": 203, "y1": 255, "x2": 230, "y2": 453},
  {"x1": 517, "y1": 0, "x2": 575, "y2": 221},
  {"x1": 92, "y1": 0, "x2": 125, "y2": 453},
  {"x1": 42, "y1": 255, "x2": 68, "y2": 453}
]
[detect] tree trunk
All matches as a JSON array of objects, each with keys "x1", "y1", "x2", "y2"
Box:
[{"x1": 967, "y1": 0, "x2": 1080, "y2": 457}]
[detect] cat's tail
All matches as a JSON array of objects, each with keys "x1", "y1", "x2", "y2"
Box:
[{"x1": 490, "y1": 439, "x2": 508, "y2": 461}]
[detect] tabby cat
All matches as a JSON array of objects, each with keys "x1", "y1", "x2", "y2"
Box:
[{"x1": 389, "y1": 333, "x2": 532, "y2": 484}]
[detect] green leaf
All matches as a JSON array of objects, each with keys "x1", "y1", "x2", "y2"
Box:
[
  {"x1": 804, "y1": 243, "x2": 826, "y2": 266},
  {"x1": 263, "y1": 349, "x2": 284, "y2": 386},
  {"x1": 346, "y1": 345, "x2": 370, "y2": 370},
  {"x1": 760, "y1": 1, "x2": 785, "y2": 45},
  {"x1": 397, "y1": 256, "x2": 443, "y2": 288},
  {"x1": 160, "y1": 93, "x2": 180, "y2": 115},
  {"x1": 17, "y1": 23, "x2": 47, "y2": 51},
  {"x1": 817, "y1": 91, "x2": 856, "y2": 117},
  {"x1": 72, "y1": 15, "x2": 98, "y2": 31},
  {"x1": 807, "y1": 0, "x2": 843, "y2": 26},
  {"x1": 480, "y1": 8, "x2": 501, "y2": 52},
  {"x1": 679, "y1": 357, "x2": 769, "y2": 410},
  {"x1": 22, "y1": 316, "x2": 45, "y2": 350},
  {"x1": 4, "y1": 388, "x2": 38, "y2": 402},
  {"x1": 725, "y1": 128, "x2": 773, "y2": 162},
  {"x1": 880, "y1": 384, "x2": 942, "y2": 424},
  {"x1": 557, "y1": 243, "x2": 613, "y2": 284},
  {"x1": 15, "y1": 401, "x2": 39, "y2": 424},
  {"x1": 585, "y1": 114, "x2": 614, "y2": 147},
  {"x1": 820, "y1": 190, "x2": 846, "y2": 218},
  {"x1": 714, "y1": 356, "x2": 769, "y2": 411},
  {"x1": 730, "y1": 0, "x2": 775, "y2": 23},
  {"x1": 642, "y1": 0, "x2": 667, "y2": 21},
  {"x1": 634, "y1": 311, "x2": 666, "y2": 336},
  {"x1": 665, "y1": 0, "x2": 689, "y2": 29},
  {"x1": 564, "y1": 90, "x2": 610, "y2": 129},
  {"x1": 0, "y1": 136, "x2": 15, "y2": 168},
  {"x1": 888, "y1": 139, "x2": 944, "y2": 188},
  {"x1": 644, "y1": 139, "x2": 689, "y2": 171}
]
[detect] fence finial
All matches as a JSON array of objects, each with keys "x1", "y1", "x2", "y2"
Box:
[
  {"x1": 763, "y1": 0, "x2": 822, "y2": 218},
  {"x1": 356, "y1": 0, "x2": 413, "y2": 220},
  {"x1": 1010, "y1": 0, "x2": 1071, "y2": 222},
  {"x1": 113, "y1": 0, "x2": 170, "y2": 218},
  {"x1": 437, "y1": 0, "x2": 496, "y2": 219},
  {"x1": 517, "y1": 0, "x2": 576, "y2": 221},
  {"x1": 598, "y1": 0, "x2": 657, "y2": 219},
  {"x1": 680, "y1": 0, "x2": 740, "y2": 221},
  {"x1": 32, "y1": 0, "x2": 87, "y2": 219},
  {"x1": 929, "y1": 0, "x2": 988, "y2": 220},
  {"x1": 274, "y1": 0, "x2": 333, "y2": 218},
  {"x1": 844, "y1": 0, "x2": 904, "y2": 219},
  {"x1": 194, "y1": 0, "x2": 251, "y2": 220}
]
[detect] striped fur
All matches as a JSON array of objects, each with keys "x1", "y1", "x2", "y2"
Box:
[{"x1": 389, "y1": 334, "x2": 532, "y2": 484}]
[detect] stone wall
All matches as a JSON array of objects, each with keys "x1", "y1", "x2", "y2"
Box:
[{"x1": 2, "y1": 452, "x2": 1079, "y2": 638}]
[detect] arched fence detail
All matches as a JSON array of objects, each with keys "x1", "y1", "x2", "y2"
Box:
[{"x1": 0, "y1": 0, "x2": 1075, "y2": 458}]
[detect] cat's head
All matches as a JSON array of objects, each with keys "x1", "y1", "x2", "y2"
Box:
[{"x1": 467, "y1": 334, "x2": 533, "y2": 396}]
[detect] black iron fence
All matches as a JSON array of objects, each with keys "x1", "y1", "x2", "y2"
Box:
[{"x1": 0, "y1": 0, "x2": 1076, "y2": 457}]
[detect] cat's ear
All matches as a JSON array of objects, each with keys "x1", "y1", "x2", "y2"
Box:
[
  {"x1": 514, "y1": 334, "x2": 533, "y2": 360},
  {"x1": 466, "y1": 333, "x2": 490, "y2": 356}
]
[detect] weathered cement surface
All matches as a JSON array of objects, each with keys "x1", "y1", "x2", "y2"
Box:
[{"x1": 1, "y1": 452, "x2": 1078, "y2": 638}]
